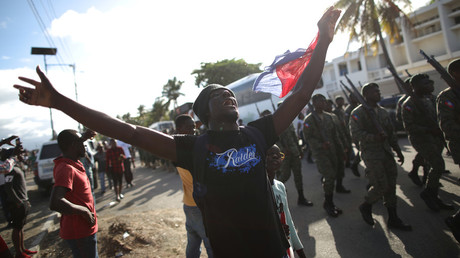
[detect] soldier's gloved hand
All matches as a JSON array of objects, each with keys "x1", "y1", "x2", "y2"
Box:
[
  {"x1": 374, "y1": 133, "x2": 386, "y2": 142},
  {"x1": 396, "y1": 150, "x2": 404, "y2": 165}
]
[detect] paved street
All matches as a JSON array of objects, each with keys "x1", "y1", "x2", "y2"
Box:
[{"x1": 0, "y1": 135, "x2": 459, "y2": 257}]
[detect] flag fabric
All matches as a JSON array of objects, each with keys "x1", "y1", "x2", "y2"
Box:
[{"x1": 253, "y1": 32, "x2": 319, "y2": 98}]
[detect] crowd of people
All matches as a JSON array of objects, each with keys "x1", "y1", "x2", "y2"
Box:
[{"x1": 4, "y1": 5, "x2": 460, "y2": 258}]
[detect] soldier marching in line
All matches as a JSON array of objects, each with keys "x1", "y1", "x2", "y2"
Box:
[
  {"x1": 437, "y1": 58, "x2": 460, "y2": 242},
  {"x1": 325, "y1": 99, "x2": 351, "y2": 194},
  {"x1": 396, "y1": 78, "x2": 431, "y2": 186},
  {"x1": 401, "y1": 73, "x2": 454, "y2": 212},
  {"x1": 344, "y1": 94, "x2": 361, "y2": 177},
  {"x1": 350, "y1": 83, "x2": 412, "y2": 231},
  {"x1": 303, "y1": 94, "x2": 347, "y2": 217},
  {"x1": 276, "y1": 122, "x2": 314, "y2": 207}
]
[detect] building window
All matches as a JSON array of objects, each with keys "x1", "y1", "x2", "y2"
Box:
[{"x1": 339, "y1": 63, "x2": 348, "y2": 76}]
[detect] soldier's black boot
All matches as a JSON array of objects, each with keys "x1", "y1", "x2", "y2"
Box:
[
  {"x1": 445, "y1": 210, "x2": 460, "y2": 244},
  {"x1": 297, "y1": 189, "x2": 313, "y2": 206},
  {"x1": 350, "y1": 161, "x2": 360, "y2": 177},
  {"x1": 323, "y1": 194, "x2": 339, "y2": 217},
  {"x1": 420, "y1": 187, "x2": 440, "y2": 212},
  {"x1": 359, "y1": 201, "x2": 374, "y2": 226},
  {"x1": 408, "y1": 170, "x2": 423, "y2": 186},
  {"x1": 434, "y1": 187, "x2": 455, "y2": 210},
  {"x1": 387, "y1": 207, "x2": 412, "y2": 231},
  {"x1": 336, "y1": 178, "x2": 351, "y2": 194}
]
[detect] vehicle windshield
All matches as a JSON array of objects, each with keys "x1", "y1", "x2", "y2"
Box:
[{"x1": 39, "y1": 143, "x2": 62, "y2": 160}]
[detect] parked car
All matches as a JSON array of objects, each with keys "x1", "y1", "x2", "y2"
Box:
[
  {"x1": 379, "y1": 95, "x2": 405, "y2": 134},
  {"x1": 34, "y1": 138, "x2": 97, "y2": 194}
]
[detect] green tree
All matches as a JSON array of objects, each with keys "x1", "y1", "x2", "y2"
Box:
[
  {"x1": 334, "y1": 0, "x2": 411, "y2": 93},
  {"x1": 149, "y1": 97, "x2": 169, "y2": 123},
  {"x1": 162, "y1": 77, "x2": 184, "y2": 110},
  {"x1": 192, "y1": 59, "x2": 262, "y2": 88}
]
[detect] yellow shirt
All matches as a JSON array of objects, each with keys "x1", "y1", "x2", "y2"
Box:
[{"x1": 176, "y1": 167, "x2": 197, "y2": 206}]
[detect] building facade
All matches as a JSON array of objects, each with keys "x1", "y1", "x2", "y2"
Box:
[{"x1": 317, "y1": 0, "x2": 460, "y2": 100}]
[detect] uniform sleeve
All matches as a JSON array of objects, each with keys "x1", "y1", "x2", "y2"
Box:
[
  {"x1": 437, "y1": 91, "x2": 460, "y2": 141},
  {"x1": 349, "y1": 108, "x2": 376, "y2": 143},
  {"x1": 331, "y1": 115, "x2": 346, "y2": 151},
  {"x1": 303, "y1": 116, "x2": 323, "y2": 151},
  {"x1": 383, "y1": 109, "x2": 401, "y2": 152},
  {"x1": 401, "y1": 99, "x2": 429, "y2": 135},
  {"x1": 279, "y1": 183, "x2": 303, "y2": 250},
  {"x1": 278, "y1": 125, "x2": 300, "y2": 156}
]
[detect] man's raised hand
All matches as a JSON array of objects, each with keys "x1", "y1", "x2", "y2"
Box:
[
  {"x1": 317, "y1": 6, "x2": 341, "y2": 43},
  {"x1": 13, "y1": 66, "x2": 58, "y2": 109}
]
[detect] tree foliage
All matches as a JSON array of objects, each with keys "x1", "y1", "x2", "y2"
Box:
[
  {"x1": 192, "y1": 59, "x2": 262, "y2": 88},
  {"x1": 162, "y1": 77, "x2": 184, "y2": 110},
  {"x1": 334, "y1": 0, "x2": 412, "y2": 93}
]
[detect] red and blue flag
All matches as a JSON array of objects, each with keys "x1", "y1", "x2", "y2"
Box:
[{"x1": 253, "y1": 32, "x2": 319, "y2": 98}]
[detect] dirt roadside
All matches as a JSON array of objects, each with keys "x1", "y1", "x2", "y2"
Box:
[{"x1": 38, "y1": 208, "x2": 200, "y2": 258}]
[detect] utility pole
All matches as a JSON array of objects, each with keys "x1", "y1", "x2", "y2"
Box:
[{"x1": 31, "y1": 47, "x2": 57, "y2": 140}]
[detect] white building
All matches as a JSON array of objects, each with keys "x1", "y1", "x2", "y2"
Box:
[{"x1": 317, "y1": 0, "x2": 460, "y2": 100}]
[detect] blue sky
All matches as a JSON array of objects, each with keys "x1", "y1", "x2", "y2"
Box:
[{"x1": 1, "y1": 0, "x2": 429, "y2": 150}]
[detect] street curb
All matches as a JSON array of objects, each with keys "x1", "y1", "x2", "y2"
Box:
[{"x1": 30, "y1": 212, "x2": 59, "y2": 257}]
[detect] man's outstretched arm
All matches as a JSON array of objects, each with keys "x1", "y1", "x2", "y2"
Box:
[
  {"x1": 14, "y1": 67, "x2": 177, "y2": 162},
  {"x1": 273, "y1": 6, "x2": 340, "y2": 136}
]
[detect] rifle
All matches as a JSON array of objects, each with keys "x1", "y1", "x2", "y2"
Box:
[
  {"x1": 254, "y1": 103, "x2": 261, "y2": 117},
  {"x1": 342, "y1": 75, "x2": 387, "y2": 137},
  {"x1": 420, "y1": 49, "x2": 458, "y2": 90},
  {"x1": 405, "y1": 69, "x2": 412, "y2": 77},
  {"x1": 387, "y1": 65, "x2": 442, "y2": 130},
  {"x1": 339, "y1": 82, "x2": 352, "y2": 104}
]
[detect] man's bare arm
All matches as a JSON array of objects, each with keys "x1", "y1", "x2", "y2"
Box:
[
  {"x1": 49, "y1": 186, "x2": 96, "y2": 226},
  {"x1": 273, "y1": 7, "x2": 340, "y2": 135},
  {"x1": 14, "y1": 67, "x2": 177, "y2": 162}
]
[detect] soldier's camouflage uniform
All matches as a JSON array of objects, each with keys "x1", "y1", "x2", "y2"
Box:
[
  {"x1": 350, "y1": 105, "x2": 401, "y2": 208},
  {"x1": 437, "y1": 88, "x2": 460, "y2": 164},
  {"x1": 276, "y1": 124, "x2": 304, "y2": 192},
  {"x1": 402, "y1": 95, "x2": 445, "y2": 188},
  {"x1": 303, "y1": 112, "x2": 343, "y2": 194}
]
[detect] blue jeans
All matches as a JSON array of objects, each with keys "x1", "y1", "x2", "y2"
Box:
[
  {"x1": 183, "y1": 205, "x2": 213, "y2": 258},
  {"x1": 65, "y1": 233, "x2": 98, "y2": 258},
  {"x1": 98, "y1": 172, "x2": 106, "y2": 192}
]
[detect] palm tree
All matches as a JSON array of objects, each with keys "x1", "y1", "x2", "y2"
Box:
[
  {"x1": 162, "y1": 77, "x2": 185, "y2": 110},
  {"x1": 334, "y1": 0, "x2": 412, "y2": 93}
]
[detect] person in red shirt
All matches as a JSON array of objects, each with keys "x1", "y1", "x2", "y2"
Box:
[
  {"x1": 105, "y1": 139, "x2": 125, "y2": 202},
  {"x1": 50, "y1": 130, "x2": 98, "y2": 258}
]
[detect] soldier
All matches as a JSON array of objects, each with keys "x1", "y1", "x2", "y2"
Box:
[
  {"x1": 344, "y1": 94, "x2": 361, "y2": 176},
  {"x1": 275, "y1": 104, "x2": 313, "y2": 206},
  {"x1": 402, "y1": 73, "x2": 453, "y2": 211},
  {"x1": 303, "y1": 94, "x2": 345, "y2": 217},
  {"x1": 438, "y1": 58, "x2": 460, "y2": 242},
  {"x1": 325, "y1": 99, "x2": 351, "y2": 193},
  {"x1": 397, "y1": 78, "x2": 430, "y2": 186},
  {"x1": 350, "y1": 83, "x2": 411, "y2": 231}
]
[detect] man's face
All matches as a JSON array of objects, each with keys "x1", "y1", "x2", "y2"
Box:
[
  {"x1": 365, "y1": 86, "x2": 381, "y2": 103},
  {"x1": 415, "y1": 77, "x2": 434, "y2": 95},
  {"x1": 73, "y1": 137, "x2": 86, "y2": 158},
  {"x1": 313, "y1": 97, "x2": 326, "y2": 111},
  {"x1": 266, "y1": 145, "x2": 284, "y2": 180},
  {"x1": 207, "y1": 88, "x2": 239, "y2": 123},
  {"x1": 336, "y1": 98, "x2": 344, "y2": 107},
  {"x1": 110, "y1": 139, "x2": 117, "y2": 148},
  {"x1": 177, "y1": 119, "x2": 196, "y2": 135}
]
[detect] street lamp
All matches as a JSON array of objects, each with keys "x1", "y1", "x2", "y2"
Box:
[
  {"x1": 31, "y1": 47, "x2": 57, "y2": 140},
  {"x1": 47, "y1": 63, "x2": 82, "y2": 132}
]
